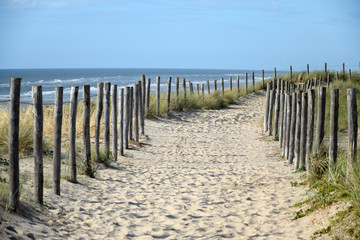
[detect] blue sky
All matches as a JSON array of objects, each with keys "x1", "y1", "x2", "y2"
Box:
[{"x1": 0, "y1": 0, "x2": 359, "y2": 71}]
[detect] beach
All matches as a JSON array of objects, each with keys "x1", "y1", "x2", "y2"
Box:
[{"x1": 1, "y1": 91, "x2": 328, "y2": 239}]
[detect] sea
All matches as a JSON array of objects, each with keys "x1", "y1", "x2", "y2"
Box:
[{"x1": 0, "y1": 68, "x2": 282, "y2": 104}]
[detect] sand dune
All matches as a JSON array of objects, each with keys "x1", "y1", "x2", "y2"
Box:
[{"x1": 1, "y1": 91, "x2": 325, "y2": 239}]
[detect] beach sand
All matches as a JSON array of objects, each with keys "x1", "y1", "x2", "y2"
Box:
[{"x1": 1, "y1": 91, "x2": 330, "y2": 239}]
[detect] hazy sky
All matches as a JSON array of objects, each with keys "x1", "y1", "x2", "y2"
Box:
[{"x1": 0, "y1": 0, "x2": 359, "y2": 70}]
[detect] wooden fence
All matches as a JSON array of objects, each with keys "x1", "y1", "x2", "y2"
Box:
[
  {"x1": 263, "y1": 72, "x2": 358, "y2": 182},
  {"x1": 6, "y1": 71, "x2": 265, "y2": 210}
]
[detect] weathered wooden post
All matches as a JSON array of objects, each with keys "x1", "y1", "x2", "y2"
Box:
[
  {"x1": 262, "y1": 70, "x2": 264, "y2": 89},
  {"x1": 285, "y1": 94, "x2": 292, "y2": 159},
  {"x1": 104, "y1": 82, "x2": 111, "y2": 159},
  {"x1": 9, "y1": 77, "x2": 21, "y2": 210},
  {"x1": 325, "y1": 62, "x2": 327, "y2": 75},
  {"x1": 274, "y1": 67, "x2": 277, "y2": 80},
  {"x1": 349, "y1": 69, "x2": 351, "y2": 80},
  {"x1": 167, "y1": 77, "x2": 171, "y2": 115},
  {"x1": 290, "y1": 65, "x2": 292, "y2": 82},
  {"x1": 207, "y1": 80, "x2": 210, "y2": 95},
  {"x1": 237, "y1": 75, "x2": 240, "y2": 94},
  {"x1": 190, "y1": 82, "x2": 194, "y2": 94},
  {"x1": 279, "y1": 85, "x2": 285, "y2": 147},
  {"x1": 156, "y1": 77, "x2": 160, "y2": 116},
  {"x1": 306, "y1": 89, "x2": 315, "y2": 172},
  {"x1": 129, "y1": 86, "x2": 133, "y2": 140},
  {"x1": 196, "y1": 84, "x2": 200, "y2": 95},
  {"x1": 316, "y1": 87, "x2": 326, "y2": 154},
  {"x1": 141, "y1": 74, "x2": 146, "y2": 109},
  {"x1": 252, "y1": 72, "x2": 255, "y2": 92},
  {"x1": 288, "y1": 92, "x2": 297, "y2": 164},
  {"x1": 327, "y1": 75, "x2": 330, "y2": 88},
  {"x1": 146, "y1": 78, "x2": 151, "y2": 117},
  {"x1": 134, "y1": 83, "x2": 139, "y2": 142},
  {"x1": 111, "y1": 85, "x2": 118, "y2": 161},
  {"x1": 201, "y1": 84, "x2": 204, "y2": 98},
  {"x1": 221, "y1": 77, "x2": 224, "y2": 97},
  {"x1": 329, "y1": 89, "x2": 339, "y2": 175},
  {"x1": 182, "y1": 78, "x2": 186, "y2": 105},
  {"x1": 138, "y1": 80, "x2": 144, "y2": 135},
  {"x1": 343, "y1": 63, "x2": 345, "y2": 80},
  {"x1": 347, "y1": 88, "x2": 357, "y2": 180},
  {"x1": 307, "y1": 64, "x2": 310, "y2": 75},
  {"x1": 53, "y1": 87, "x2": 63, "y2": 195},
  {"x1": 273, "y1": 83, "x2": 281, "y2": 139},
  {"x1": 69, "y1": 86, "x2": 79, "y2": 183},
  {"x1": 281, "y1": 92, "x2": 287, "y2": 155},
  {"x1": 294, "y1": 91, "x2": 302, "y2": 169},
  {"x1": 119, "y1": 88, "x2": 124, "y2": 156},
  {"x1": 33, "y1": 85, "x2": 43, "y2": 204},
  {"x1": 124, "y1": 87, "x2": 130, "y2": 149},
  {"x1": 245, "y1": 73, "x2": 248, "y2": 94},
  {"x1": 229, "y1": 76, "x2": 232, "y2": 91},
  {"x1": 95, "y1": 83, "x2": 103, "y2": 163},
  {"x1": 188, "y1": 81, "x2": 192, "y2": 95},
  {"x1": 268, "y1": 89, "x2": 276, "y2": 136},
  {"x1": 264, "y1": 81, "x2": 272, "y2": 132},
  {"x1": 83, "y1": 85, "x2": 92, "y2": 176},
  {"x1": 299, "y1": 92, "x2": 308, "y2": 169},
  {"x1": 176, "y1": 77, "x2": 179, "y2": 106},
  {"x1": 214, "y1": 80, "x2": 217, "y2": 91}
]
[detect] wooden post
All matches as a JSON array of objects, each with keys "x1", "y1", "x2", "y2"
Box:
[
  {"x1": 196, "y1": 84, "x2": 200, "y2": 95},
  {"x1": 104, "y1": 82, "x2": 111, "y2": 159},
  {"x1": 325, "y1": 62, "x2": 327, "y2": 74},
  {"x1": 124, "y1": 87, "x2": 130, "y2": 149},
  {"x1": 69, "y1": 86, "x2": 79, "y2": 183},
  {"x1": 138, "y1": 80, "x2": 144, "y2": 135},
  {"x1": 53, "y1": 87, "x2": 63, "y2": 195},
  {"x1": 281, "y1": 91, "x2": 287, "y2": 155},
  {"x1": 299, "y1": 92, "x2": 308, "y2": 169},
  {"x1": 134, "y1": 83, "x2": 139, "y2": 142},
  {"x1": 129, "y1": 86, "x2": 133, "y2": 140},
  {"x1": 221, "y1": 77, "x2": 224, "y2": 97},
  {"x1": 262, "y1": 70, "x2": 264, "y2": 89},
  {"x1": 182, "y1": 78, "x2": 186, "y2": 105},
  {"x1": 290, "y1": 65, "x2": 292, "y2": 82},
  {"x1": 83, "y1": 85, "x2": 92, "y2": 176},
  {"x1": 279, "y1": 88, "x2": 285, "y2": 147},
  {"x1": 146, "y1": 78, "x2": 151, "y2": 117},
  {"x1": 201, "y1": 84, "x2": 204, "y2": 98},
  {"x1": 190, "y1": 82, "x2": 193, "y2": 94},
  {"x1": 329, "y1": 89, "x2": 339, "y2": 175},
  {"x1": 327, "y1": 75, "x2": 330, "y2": 88},
  {"x1": 268, "y1": 89, "x2": 276, "y2": 136},
  {"x1": 111, "y1": 85, "x2": 118, "y2": 161},
  {"x1": 316, "y1": 87, "x2": 326, "y2": 154},
  {"x1": 307, "y1": 64, "x2": 310, "y2": 75},
  {"x1": 188, "y1": 81, "x2": 192, "y2": 95},
  {"x1": 288, "y1": 92, "x2": 297, "y2": 164},
  {"x1": 229, "y1": 76, "x2": 232, "y2": 90},
  {"x1": 349, "y1": 69, "x2": 351, "y2": 80},
  {"x1": 294, "y1": 91, "x2": 302, "y2": 169},
  {"x1": 285, "y1": 94, "x2": 292, "y2": 159},
  {"x1": 252, "y1": 72, "x2": 255, "y2": 92},
  {"x1": 245, "y1": 73, "x2": 248, "y2": 94},
  {"x1": 214, "y1": 80, "x2": 217, "y2": 91},
  {"x1": 9, "y1": 78, "x2": 21, "y2": 210},
  {"x1": 156, "y1": 77, "x2": 160, "y2": 116},
  {"x1": 274, "y1": 67, "x2": 277, "y2": 80},
  {"x1": 347, "y1": 88, "x2": 357, "y2": 180},
  {"x1": 176, "y1": 77, "x2": 179, "y2": 106},
  {"x1": 95, "y1": 83, "x2": 103, "y2": 162},
  {"x1": 273, "y1": 87, "x2": 280, "y2": 139},
  {"x1": 141, "y1": 74, "x2": 146, "y2": 110},
  {"x1": 167, "y1": 77, "x2": 171, "y2": 115},
  {"x1": 343, "y1": 63, "x2": 345, "y2": 80},
  {"x1": 264, "y1": 81, "x2": 272, "y2": 132},
  {"x1": 119, "y1": 88, "x2": 124, "y2": 156},
  {"x1": 33, "y1": 86, "x2": 43, "y2": 204},
  {"x1": 306, "y1": 89, "x2": 315, "y2": 172},
  {"x1": 207, "y1": 80, "x2": 210, "y2": 95}
]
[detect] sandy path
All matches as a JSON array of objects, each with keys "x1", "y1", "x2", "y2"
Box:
[{"x1": 2, "y1": 91, "x2": 321, "y2": 239}]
